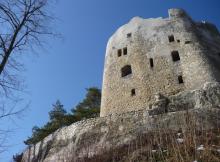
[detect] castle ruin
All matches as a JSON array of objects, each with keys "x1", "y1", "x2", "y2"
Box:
[
  {"x1": 21, "y1": 9, "x2": 220, "y2": 162},
  {"x1": 100, "y1": 8, "x2": 220, "y2": 117}
]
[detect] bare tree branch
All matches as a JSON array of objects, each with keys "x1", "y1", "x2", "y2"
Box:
[
  {"x1": 0, "y1": 0, "x2": 56, "y2": 153},
  {"x1": 0, "y1": 0, "x2": 54, "y2": 96}
]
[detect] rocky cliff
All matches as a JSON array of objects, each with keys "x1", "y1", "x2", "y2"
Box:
[{"x1": 22, "y1": 82, "x2": 220, "y2": 162}]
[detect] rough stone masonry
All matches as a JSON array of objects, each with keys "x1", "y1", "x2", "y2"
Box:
[
  {"x1": 101, "y1": 8, "x2": 220, "y2": 116},
  {"x1": 21, "y1": 9, "x2": 220, "y2": 161},
  {"x1": 22, "y1": 82, "x2": 220, "y2": 162}
]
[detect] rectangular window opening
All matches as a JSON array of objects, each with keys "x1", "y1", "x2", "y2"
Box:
[
  {"x1": 118, "y1": 49, "x2": 122, "y2": 57},
  {"x1": 123, "y1": 47, "x2": 127, "y2": 55},
  {"x1": 177, "y1": 40, "x2": 180, "y2": 43},
  {"x1": 121, "y1": 65, "x2": 132, "y2": 77},
  {"x1": 185, "y1": 41, "x2": 191, "y2": 44},
  {"x1": 171, "y1": 51, "x2": 180, "y2": 62},
  {"x1": 131, "y1": 89, "x2": 136, "y2": 96},
  {"x1": 127, "y1": 33, "x2": 132, "y2": 38},
  {"x1": 178, "y1": 75, "x2": 184, "y2": 84},
  {"x1": 150, "y1": 58, "x2": 154, "y2": 68},
  {"x1": 168, "y1": 35, "x2": 175, "y2": 42}
]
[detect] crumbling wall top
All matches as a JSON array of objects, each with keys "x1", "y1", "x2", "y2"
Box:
[{"x1": 168, "y1": 8, "x2": 189, "y2": 19}]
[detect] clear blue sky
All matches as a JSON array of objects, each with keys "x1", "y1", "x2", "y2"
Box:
[{"x1": 2, "y1": 0, "x2": 220, "y2": 161}]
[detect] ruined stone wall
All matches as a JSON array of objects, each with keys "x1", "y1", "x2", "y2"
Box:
[
  {"x1": 101, "y1": 8, "x2": 220, "y2": 117},
  {"x1": 21, "y1": 82, "x2": 220, "y2": 162}
]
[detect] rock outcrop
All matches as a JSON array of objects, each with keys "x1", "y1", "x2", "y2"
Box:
[{"x1": 22, "y1": 82, "x2": 220, "y2": 162}]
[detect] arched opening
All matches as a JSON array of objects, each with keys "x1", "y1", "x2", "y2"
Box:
[{"x1": 121, "y1": 65, "x2": 132, "y2": 77}]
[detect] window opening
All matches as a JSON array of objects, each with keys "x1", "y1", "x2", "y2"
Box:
[
  {"x1": 171, "y1": 51, "x2": 180, "y2": 62},
  {"x1": 178, "y1": 75, "x2": 184, "y2": 84},
  {"x1": 185, "y1": 41, "x2": 191, "y2": 44},
  {"x1": 150, "y1": 58, "x2": 154, "y2": 68},
  {"x1": 118, "y1": 49, "x2": 122, "y2": 57},
  {"x1": 168, "y1": 35, "x2": 175, "y2": 42},
  {"x1": 123, "y1": 47, "x2": 127, "y2": 55},
  {"x1": 127, "y1": 33, "x2": 132, "y2": 38},
  {"x1": 121, "y1": 65, "x2": 132, "y2": 77},
  {"x1": 131, "y1": 89, "x2": 136, "y2": 96}
]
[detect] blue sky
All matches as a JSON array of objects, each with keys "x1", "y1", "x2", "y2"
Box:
[{"x1": 2, "y1": 0, "x2": 220, "y2": 161}]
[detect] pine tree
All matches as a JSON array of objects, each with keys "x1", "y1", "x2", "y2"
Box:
[
  {"x1": 49, "y1": 100, "x2": 67, "y2": 121},
  {"x1": 72, "y1": 87, "x2": 101, "y2": 120},
  {"x1": 24, "y1": 87, "x2": 101, "y2": 145}
]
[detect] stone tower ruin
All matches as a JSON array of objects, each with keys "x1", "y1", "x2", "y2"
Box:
[{"x1": 100, "y1": 8, "x2": 220, "y2": 117}]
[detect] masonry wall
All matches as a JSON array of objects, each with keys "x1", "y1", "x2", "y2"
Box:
[
  {"x1": 21, "y1": 82, "x2": 220, "y2": 162},
  {"x1": 100, "y1": 9, "x2": 220, "y2": 117}
]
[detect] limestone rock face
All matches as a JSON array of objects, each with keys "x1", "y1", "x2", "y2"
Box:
[
  {"x1": 22, "y1": 82, "x2": 220, "y2": 162},
  {"x1": 150, "y1": 82, "x2": 220, "y2": 115}
]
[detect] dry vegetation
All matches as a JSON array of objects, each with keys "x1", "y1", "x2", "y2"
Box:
[
  {"x1": 72, "y1": 114, "x2": 220, "y2": 162},
  {"x1": 74, "y1": 129, "x2": 220, "y2": 162}
]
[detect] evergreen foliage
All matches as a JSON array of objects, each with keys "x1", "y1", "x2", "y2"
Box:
[
  {"x1": 72, "y1": 87, "x2": 101, "y2": 119},
  {"x1": 49, "y1": 100, "x2": 67, "y2": 121},
  {"x1": 24, "y1": 87, "x2": 101, "y2": 145},
  {"x1": 12, "y1": 153, "x2": 23, "y2": 162}
]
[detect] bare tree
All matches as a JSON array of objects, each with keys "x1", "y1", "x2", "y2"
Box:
[
  {"x1": 0, "y1": 0, "x2": 55, "y2": 153},
  {"x1": 0, "y1": 0, "x2": 54, "y2": 97},
  {"x1": 0, "y1": 0, "x2": 55, "y2": 113}
]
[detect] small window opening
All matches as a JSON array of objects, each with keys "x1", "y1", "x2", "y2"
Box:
[
  {"x1": 185, "y1": 41, "x2": 191, "y2": 44},
  {"x1": 131, "y1": 89, "x2": 136, "y2": 96},
  {"x1": 127, "y1": 33, "x2": 132, "y2": 38},
  {"x1": 171, "y1": 51, "x2": 180, "y2": 62},
  {"x1": 178, "y1": 75, "x2": 184, "y2": 84},
  {"x1": 121, "y1": 65, "x2": 132, "y2": 77},
  {"x1": 150, "y1": 58, "x2": 154, "y2": 68},
  {"x1": 177, "y1": 40, "x2": 180, "y2": 43},
  {"x1": 123, "y1": 47, "x2": 127, "y2": 55},
  {"x1": 168, "y1": 35, "x2": 175, "y2": 42},
  {"x1": 118, "y1": 49, "x2": 122, "y2": 57}
]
